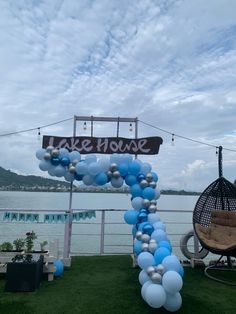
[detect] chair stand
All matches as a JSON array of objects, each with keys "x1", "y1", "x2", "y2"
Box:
[{"x1": 205, "y1": 256, "x2": 236, "y2": 286}]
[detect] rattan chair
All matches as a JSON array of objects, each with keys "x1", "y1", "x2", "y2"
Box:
[{"x1": 193, "y1": 146, "x2": 236, "y2": 285}]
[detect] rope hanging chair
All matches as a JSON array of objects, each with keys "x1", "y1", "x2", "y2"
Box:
[{"x1": 193, "y1": 146, "x2": 236, "y2": 285}]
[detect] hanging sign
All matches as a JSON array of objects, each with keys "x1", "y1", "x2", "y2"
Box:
[
  {"x1": 42, "y1": 135, "x2": 163, "y2": 155},
  {"x1": 3, "y1": 211, "x2": 96, "y2": 223}
]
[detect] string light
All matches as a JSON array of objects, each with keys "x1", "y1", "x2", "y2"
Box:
[
  {"x1": 171, "y1": 134, "x2": 175, "y2": 146},
  {"x1": 129, "y1": 123, "x2": 133, "y2": 132},
  {"x1": 0, "y1": 116, "x2": 235, "y2": 154},
  {"x1": 37, "y1": 127, "x2": 41, "y2": 141},
  {"x1": 83, "y1": 122, "x2": 87, "y2": 130},
  {"x1": 138, "y1": 119, "x2": 236, "y2": 153}
]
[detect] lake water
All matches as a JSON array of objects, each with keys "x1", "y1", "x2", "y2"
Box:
[{"x1": 0, "y1": 191, "x2": 199, "y2": 259}]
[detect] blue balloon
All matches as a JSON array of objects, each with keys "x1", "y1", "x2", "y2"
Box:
[
  {"x1": 137, "y1": 252, "x2": 156, "y2": 269},
  {"x1": 88, "y1": 162, "x2": 101, "y2": 175},
  {"x1": 75, "y1": 161, "x2": 88, "y2": 175},
  {"x1": 64, "y1": 172, "x2": 74, "y2": 182},
  {"x1": 74, "y1": 173, "x2": 83, "y2": 181},
  {"x1": 142, "y1": 187, "x2": 155, "y2": 200},
  {"x1": 151, "y1": 229, "x2": 167, "y2": 242},
  {"x1": 54, "y1": 260, "x2": 64, "y2": 277},
  {"x1": 54, "y1": 165, "x2": 66, "y2": 177},
  {"x1": 128, "y1": 160, "x2": 141, "y2": 175},
  {"x1": 125, "y1": 175, "x2": 137, "y2": 186},
  {"x1": 159, "y1": 240, "x2": 172, "y2": 253},
  {"x1": 85, "y1": 154, "x2": 97, "y2": 164},
  {"x1": 140, "y1": 162, "x2": 152, "y2": 175},
  {"x1": 154, "y1": 247, "x2": 171, "y2": 265},
  {"x1": 51, "y1": 157, "x2": 60, "y2": 166},
  {"x1": 130, "y1": 184, "x2": 143, "y2": 198},
  {"x1": 151, "y1": 172, "x2": 158, "y2": 182},
  {"x1": 162, "y1": 255, "x2": 183, "y2": 275},
  {"x1": 124, "y1": 210, "x2": 139, "y2": 225},
  {"x1": 118, "y1": 163, "x2": 129, "y2": 177},
  {"x1": 132, "y1": 226, "x2": 138, "y2": 237},
  {"x1": 61, "y1": 156, "x2": 70, "y2": 167},
  {"x1": 142, "y1": 223, "x2": 154, "y2": 236},
  {"x1": 134, "y1": 240, "x2": 142, "y2": 255},
  {"x1": 94, "y1": 173, "x2": 108, "y2": 186},
  {"x1": 137, "y1": 173, "x2": 145, "y2": 182},
  {"x1": 138, "y1": 212, "x2": 148, "y2": 223}
]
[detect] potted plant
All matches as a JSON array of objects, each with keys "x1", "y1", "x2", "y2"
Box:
[{"x1": 5, "y1": 231, "x2": 44, "y2": 292}]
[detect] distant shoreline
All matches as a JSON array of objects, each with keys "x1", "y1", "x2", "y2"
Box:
[{"x1": 0, "y1": 188, "x2": 201, "y2": 195}]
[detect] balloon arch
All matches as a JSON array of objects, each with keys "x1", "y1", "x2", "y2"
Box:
[{"x1": 36, "y1": 146, "x2": 183, "y2": 312}]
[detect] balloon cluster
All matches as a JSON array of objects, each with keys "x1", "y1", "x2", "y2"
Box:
[
  {"x1": 36, "y1": 147, "x2": 159, "y2": 190},
  {"x1": 124, "y1": 175, "x2": 184, "y2": 312},
  {"x1": 36, "y1": 147, "x2": 183, "y2": 311}
]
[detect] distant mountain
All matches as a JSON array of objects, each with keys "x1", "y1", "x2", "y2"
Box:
[{"x1": 0, "y1": 166, "x2": 71, "y2": 192}]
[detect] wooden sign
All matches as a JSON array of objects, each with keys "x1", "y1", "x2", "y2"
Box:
[{"x1": 42, "y1": 135, "x2": 163, "y2": 155}]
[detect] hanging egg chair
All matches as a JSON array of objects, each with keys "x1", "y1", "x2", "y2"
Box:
[{"x1": 193, "y1": 146, "x2": 236, "y2": 285}]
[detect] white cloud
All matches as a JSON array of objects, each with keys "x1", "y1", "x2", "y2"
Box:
[{"x1": 0, "y1": 0, "x2": 236, "y2": 191}]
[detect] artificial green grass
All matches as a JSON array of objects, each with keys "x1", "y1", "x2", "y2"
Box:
[{"x1": 0, "y1": 255, "x2": 235, "y2": 314}]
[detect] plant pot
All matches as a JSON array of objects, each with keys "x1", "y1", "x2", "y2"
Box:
[{"x1": 5, "y1": 256, "x2": 44, "y2": 292}]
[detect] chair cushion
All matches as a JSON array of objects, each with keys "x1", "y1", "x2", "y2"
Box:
[{"x1": 195, "y1": 210, "x2": 236, "y2": 251}]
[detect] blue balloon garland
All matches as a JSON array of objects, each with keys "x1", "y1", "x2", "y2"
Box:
[{"x1": 36, "y1": 147, "x2": 183, "y2": 312}]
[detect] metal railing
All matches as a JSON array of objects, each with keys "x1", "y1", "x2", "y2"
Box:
[{"x1": 0, "y1": 208, "x2": 195, "y2": 260}]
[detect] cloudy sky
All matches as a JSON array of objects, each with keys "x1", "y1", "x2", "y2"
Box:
[{"x1": 0, "y1": 0, "x2": 236, "y2": 192}]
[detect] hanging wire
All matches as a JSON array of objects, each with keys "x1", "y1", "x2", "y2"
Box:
[
  {"x1": 0, "y1": 115, "x2": 235, "y2": 153},
  {"x1": 138, "y1": 119, "x2": 236, "y2": 153},
  {"x1": 0, "y1": 117, "x2": 73, "y2": 137}
]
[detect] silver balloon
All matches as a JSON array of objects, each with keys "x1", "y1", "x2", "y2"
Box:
[
  {"x1": 143, "y1": 199, "x2": 150, "y2": 208},
  {"x1": 51, "y1": 149, "x2": 59, "y2": 157},
  {"x1": 149, "y1": 181, "x2": 157, "y2": 189},
  {"x1": 69, "y1": 166, "x2": 76, "y2": 173},
  {"x1": 151, "y1": 272, "x2": 162, "y2": 284},
  {"x1": 155, "y1": 264, "x2": 165, "y2": 275},
  {"x1": 141, "y1": 243, "x2": 149, "y2": 252},
  {"x1": 107, "y1": 171, "x2": 112, "y2": 179},
  {"x1": 140, "y1": 179, "x2": 148, "y2": 188},
  {"x1": 148, "y1": 241, "x2": 158, "y2": 253},
  {"x1": 149, "y1": 239, "x2": 157, "y2": 244},
  {"x1": 112, "y1": 170, "x2": 120, "y2": 178},
  {"x1": 146, "y1": 266, "x2": 155, "y2": 275},
  {"x1": 135, "y1": 231, "x2": 143, "y2": 240},
  {"x1": 110, "y1": 163, "x2": 117, "y2": 172},
  {"x1": 44, "y1": 152, "x2": 51, "y2": 160},
  {"x1": 141, "y1": 234, "x2": 150, "y2": 243},
  {"x1": 72, "y1": 159, "x2": 79, "y2": 166},
  {"x1": 150, "y1": 200, "x2": 157, "y2": 206},
  {"x1": 146, "y1": 172, "x2": 153, "y2": 182},
  {"x1": 46, "y1": 146, "x2": 54, "y2": 153},
  {"x1": 148, "y1": 204, "x2": 157, "y2": 213}
]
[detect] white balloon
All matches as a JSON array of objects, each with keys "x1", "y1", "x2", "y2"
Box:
[
  {"x1": 36, "y1": 148, "x2": 46, "y2": 160},
  {"x1": 138, "y1": 270, "x2": 150, "y2": 285},
  {"x1": 162, "y1": 271, "x2": 183, "y2": 294},
  {"x1": 141, "y1": 280, "x2": 152, "y2": 301},
  {"x1": 98, "y1": 157, "x2": 110, "y2": 172},
  {"x1": 164, "y1": 292, "x2": 182, "y2": 312},
  {"x1": 54, "y1": 165, "x2": 66, "y2": 177},
  {"x1": 85, "y1": 154, "x2": 97, "y2": 164},
  {"x1": 39, "y1": 160, "x2": 50, "y2": 171},
  {"x1": 151, "y1": 229, "x2": 167, "y2": 242},
  {"x1": 82, "y1": 175, "x2": 94, "y2": 186},
  {"x1": 131, "y1": 197, "x2": 143, "y2": 210},
  {"x1": 59, "y1": 148, "x2": 69, "y2": 158},
  {"x1": 145, "y1": 284, "x2": 167, "y2": 308},
  {"x1": 148, "y1": 213, "x2": 160, "y2": 224},
  {"x1": 69, "y1": 151, "x2": 81, "y2": 162},
  {"x1": 111, "y1": 177, "x2": 123, "y2": 188}
]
